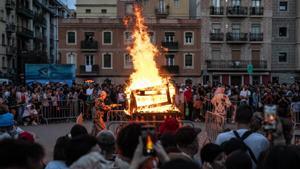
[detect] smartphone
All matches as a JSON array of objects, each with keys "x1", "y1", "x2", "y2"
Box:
[
  {"x1": 141, "y1": 125, "x2": 156, "y2": 156},
  {"x1": 263, "y1": 105, "x2": 277, "y2": 130}
]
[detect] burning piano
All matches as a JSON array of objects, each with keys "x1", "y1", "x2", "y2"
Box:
[{"x1": 123, "y1": 5, "x2": 181, "y2": 120}]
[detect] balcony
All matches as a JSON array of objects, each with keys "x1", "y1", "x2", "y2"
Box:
[
  {"x1": 17, "y1": 26, "x2": 34, "y2": 39},
  {"x1": 5, "y1": 0, "x2": 15, "y2": 10},
  {"x1": 206, "y1": 60, "x2": 267, "y2": 70},
  {"x1": 210, "y1": 33, "x2": 224, "y2": 41},
  {"x1": 249, "y1": 33, "x2": 263, "y2": 41},
  {"x1": 210, "y1": 6, "x2": 224, "y2": 15},
  {"x1": 155, "y1": 6, "x2": 169, "y2": 18},
  {"x1": 80, "y1": 40, "x2": 98, "y2": 52},
  {"x1": 6, "y1": 23, "x2": 16, "y2": 33},
  {"x1": 250, "y1": 7, "x2": 264, "y2": 16},
  {"x1": 79, "y1": 65, "x2": 99, "y2": 74},
  {"x1": 161, "y1": 65, "x2": 179, "y2": 74},
  {"x1": 161, "y1": 41, "x2": 179, "y2": 50},
  {"x1": 226, "y1": 33, "x2": 248, "y2": 43},
  {"x1": 227, "y1": 6, "x2": 248, "y2": 17},
  {"x1": 17, "y1": 7, "x2": 34, "y2": 19}
]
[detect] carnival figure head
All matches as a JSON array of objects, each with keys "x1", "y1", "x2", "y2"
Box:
[{"x1": 99, "y1": 90, "x2": 107, "y2": 100}]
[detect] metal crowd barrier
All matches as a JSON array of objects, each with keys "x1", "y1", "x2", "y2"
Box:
[
  {"x1": 205, "y1": 111, "x2": 226, "y2": 142},
  {"x1": 106, "y1": 120, "x2": 195, "y2": 135},
  {"x1": 40, "y1": 100, "x2": 84, "y2": 124}
]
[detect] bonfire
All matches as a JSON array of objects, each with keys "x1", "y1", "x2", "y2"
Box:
[{"x1": 124, "y1": 5, "x2": 178, "y2": 114}]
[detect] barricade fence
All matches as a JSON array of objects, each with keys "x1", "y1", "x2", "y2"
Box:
[{"x1": 40, "y1": 100, "x2": 85, "y2": 124}]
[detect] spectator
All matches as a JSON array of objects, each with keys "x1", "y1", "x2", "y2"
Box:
[
  {"x1": 225, "y1": 150, "x2": 252, "y2": 169},
  {"x1": 172, "y1": 126, "x2": 201, "y2": 166},
  {"x1": 45, "y1": 136, "x2": 69, "y2": 169},
  {"x1": 160, "y1": 159, "x2": 200, "y2": 169},
  {"x1": 200, "y1": 143, "x2": 226, "y2": 169},
  {"x1": 69, "y1": 124, "x2": 88, "y2": 138},
  {"x1": 0, "y1": 139, "x2": 45, "y2": 169},
  {"x1": 215, "y1": 105, "x2": 269, "y2": 168}
]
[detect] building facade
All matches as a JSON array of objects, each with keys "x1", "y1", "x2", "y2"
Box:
[
  {"x1": 15, "y1": 0, "x2": 70, "y2": 80},
  {"x1": 0, "y1": 0, "x2": 17, "y2": 79},
  {"x1": 59, "y1": 0, "x2": 201, "y2": 84},
  {"x1": 271, "y1": 0, "x2": 299, "y2": 83},
  {"x1": 199, "y1": 0, "x2": 273, "y2": 85}
]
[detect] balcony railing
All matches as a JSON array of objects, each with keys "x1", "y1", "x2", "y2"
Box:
[
  {"x1": 155, "y1": 6, "x2": 169, "y2": 18},
  {"x1": 161, "y1": 65, "x2": 179, "y2": 74},
  {"x1": 6, "y1": 23, "x2": 16, "y2": 33},
  {"x1": 227, "y1": 6, "x2": 248, "y2": 16},
  {"x1": 249, "y1": 33, "x2": 263, "y2": 41},
  {"x1": 210, "y1": 32, "x2": 224, "y2": 41},
  {"x1": 250, "y1": 7, "x2": 264, "y2": 15},
  {"x1": 206, "y1": 60, "x2": 267, "y2": 69},
  {"x1": 17, "y1": 26, "x2": 34, "y2": 39},
  {"x1": 5, "y1": 0, "x2": 15, "y2": 10},
  {"x1": 210, "y1": 6, "x2": 224, "y2": 15},
  {"x1": 17, "y1": 6, "x2": 34, "y2": 18},
  {"x1": 161, "y1": 41, "x2": 179, "y2": 50},
  {"x1": 226, "y1": 33, "x2": 248, "y2": 42},
  {"x1": 80, "y1": 40, "x2": 98, "y2": 51},
  {"x1": 79, "y1": 65, "x2": 99, "y2": 74}
]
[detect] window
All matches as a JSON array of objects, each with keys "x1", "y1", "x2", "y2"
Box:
[
  {"x1": 125, "y1": 4, "x2": 133, "y2": 14},
  {"x1": 231, "y1": 0, "x2": 241, "y2": 6},
  {"x1": 67, "y1": 31, "x2": 76, "y2": 44},
  {"x1": 85, "y1": 9, "x2": 91, "y2": 13},
  {"x1": 212, "y1": 0, "x2": 221, "y2": 7},
  {"x1": 148, "y1": 32, "x2": 155, "y2": 43},
  {"x1": 184, "y1": 53, "x2": 194, "y2": 69},
  {"x1": 85, "y1": 55, "x2": 94, "y2": 65},
  {"x1": 84, "y1": 32, "x2": 95, "y2": 41},
  {"x1": 279, "y1": 27, "x2": 287, "y2": 37},
  {"x1": 165, "y1": 32, "x2": 175, "y2": 42},
  {"x1": 278, "y1": 52, "x2": 287, "y2": 62},
  {"x1": 101, "y1": 9, "x2": 107, "y2": 14},
  {"x1": 166, "y1": 54, "x2": 175, "y2": 66},
  {"x1": 67, "y1": 53, "x2": 77, "y2": 66},
  {"x1": 103, "y1": 31, "x2": 112, "y2": 45},
  {"x1": 124, "y1": 31, "x2": 133, "y2": 43},
  {"x1": 279, "y1": 2, "x2": 288, "y2": 11},
  {"x1": 124, "y1": 54, "x2": 133, "y2": 68},
  {"x1": 184, "y1": 32, "x2": 194, "y2": 45},
  {"x1": 252, "y1": 0, "x2": 261, "y2": 7},
  {"x1": 174, "y1": 0, "x2": 180, "y2": 8},
  {"x1": 232, "y1": 23, "x2": 241, "y2": 33},
  {"x1": 251, "y1": 24, "x2": 261, "y2": 33},
  {"x1": 102, "y1": 53, "x2": 113, "y2": 69}
]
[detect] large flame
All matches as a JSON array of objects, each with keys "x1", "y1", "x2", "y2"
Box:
[{"x1": 125, "y1": 5, "x2": 178, "y2": 113}]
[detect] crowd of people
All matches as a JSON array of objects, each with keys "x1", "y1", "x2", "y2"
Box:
[
  {"x1": 0, "y1": 104, "x2": 300, "y2": 169},
  {"x1": 0, "y1": 80, "x2": 300, "y2": 125}
]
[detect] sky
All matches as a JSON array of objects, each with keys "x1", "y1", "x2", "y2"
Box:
[{"x1": 62, "y1": 0, "x2": 76, "y2": 9}]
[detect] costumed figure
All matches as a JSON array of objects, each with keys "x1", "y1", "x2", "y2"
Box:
[
  {"x1": 211, "y1": 87, "x2": 231, "y2": 118},
  {"x1": 91, "y1": 91, "x2": 111, "y2": 136}
]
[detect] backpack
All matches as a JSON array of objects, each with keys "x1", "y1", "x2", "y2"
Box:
[{"x1": 232, "y1": 130, "x2": 258, "y2": 164}]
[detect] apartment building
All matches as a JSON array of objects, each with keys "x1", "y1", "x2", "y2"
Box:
[
  {"x1": 271, "y1": 0, "x2": 299, "y2": 83},
  {"x1": 0, "y1": 0, "x2": 17, "y2": 79},
  {"x1": 199, "y1": 0, "x2": 272, "y2": 85},
  {"x1": 59, "y1": 0, "x2": 201, "y2": 84},
  {"x1": 15, "y1": 0, "x2": 70, "y2": 80}
]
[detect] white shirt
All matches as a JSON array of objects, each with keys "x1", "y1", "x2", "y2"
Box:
[
  {"x1": 86, "y1": 88, "x2": 94, "y2": 96},
  {"x1": 45, "y1": 161, "x2": 68, "y2": 169},
  {"x1": 240, "y1": 89, "x2": 251, "y2": 102},
  {"x1": 215, "y1": 129, "x2": 269, "y2": 169}
]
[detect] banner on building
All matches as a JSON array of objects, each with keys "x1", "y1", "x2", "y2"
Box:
[{"x1": 25, "y1": 64, "x2": 75, "y2": 86}]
